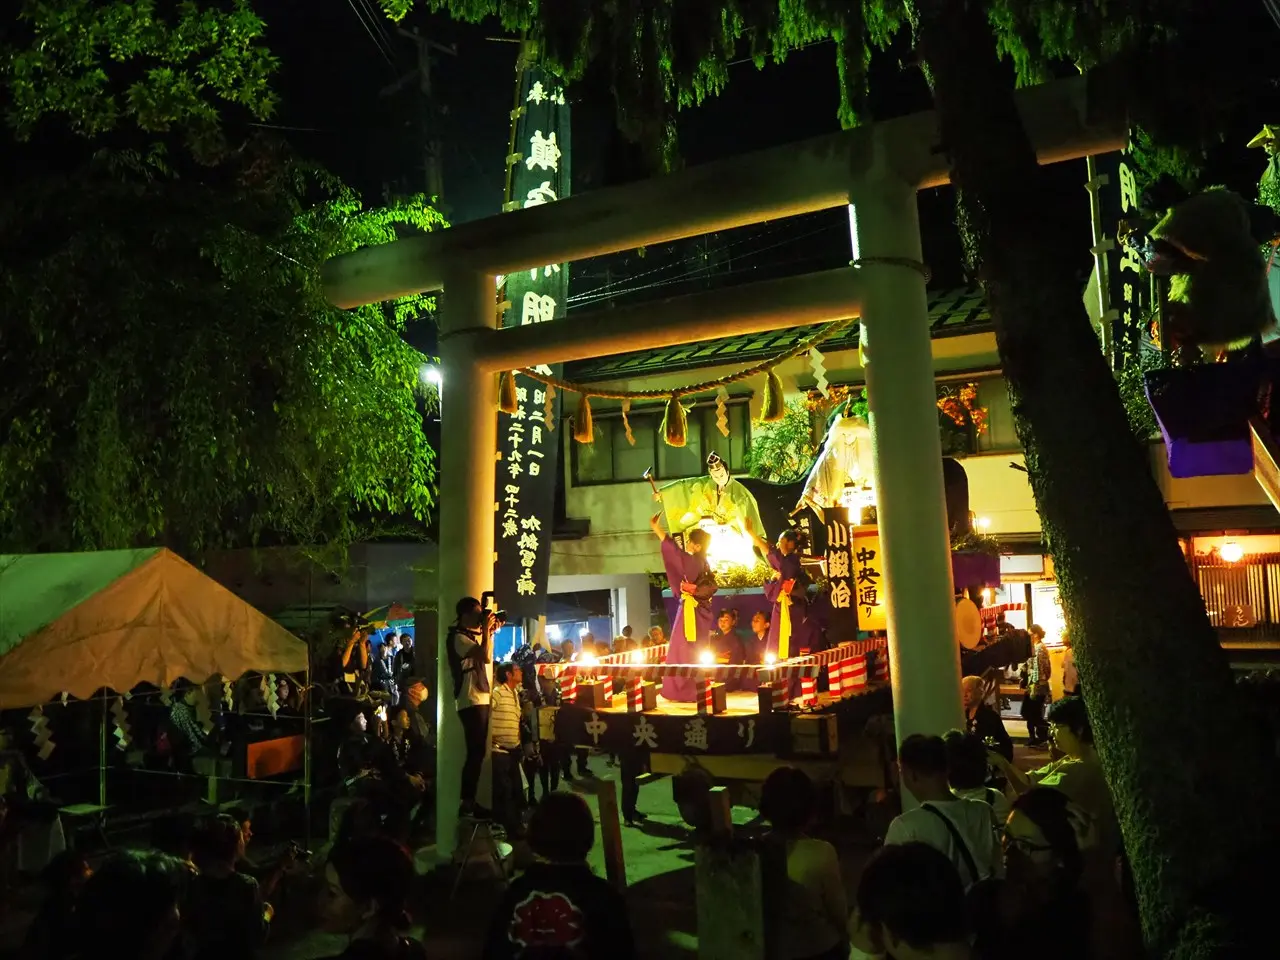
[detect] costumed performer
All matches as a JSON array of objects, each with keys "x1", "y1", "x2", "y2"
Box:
[
  {"x1": 797, "y1": 403, "x2": 876, "y2": 522},
  {"x1": 657, "y1": 452, "x2": 766, "y2": 554},
  {"x1": 649, "y1": 512, "x2": 717, "y2": 702},
  {"x1": 749, "y1": 525, "x2": 811, "y2": 661}
]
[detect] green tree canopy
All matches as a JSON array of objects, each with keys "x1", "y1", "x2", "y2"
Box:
[{"x1": 0, "y1": 2, "x2": 444, "y2": 555}]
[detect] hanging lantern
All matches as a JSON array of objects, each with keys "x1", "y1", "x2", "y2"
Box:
[
  {"x1": 498, "y1": 371, "x2": 519, "y2": 414},
  {"x1": 761, "y1": 370, "x2": 786, "y2": 422},
  {"x1": 662, "y1": 394, "x2": 688, "y2": 447},
  {"x1": 573, "y1": 393, "x2": 594, "y2": 443}
]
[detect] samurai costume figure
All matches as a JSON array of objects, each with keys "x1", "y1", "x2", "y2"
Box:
[
  {"x1": 797, "y1": 406, "x2": 876, "y2": 521},
  {"x1": 649, "y1": 512, "x2": 717, "y2": 702},
  {"x1": 1119, "y1": 183, "x2": 1280, "y2": 355},
  {"x1": 657, "y1": 452, "x2": 766, "y2": 551},
  {"x1": 750, "y1": 528, "x2": 812, "y2": 661}
]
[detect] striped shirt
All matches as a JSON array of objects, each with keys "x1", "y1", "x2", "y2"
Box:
[{"x1": 491, "y1": 683, "x2": 522, "y2": 751}]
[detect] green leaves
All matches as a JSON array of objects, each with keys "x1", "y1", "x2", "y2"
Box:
[
  {"x1": 4, "y1": 0, "x2": 278, "y2": 161},
  {"x1": 0, "y1": 143, "x2": 446, "y2": 555}
]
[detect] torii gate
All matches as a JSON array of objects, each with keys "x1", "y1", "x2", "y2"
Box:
[{"x1": 323, "y1": 75, "x2": 1123, "y2": 855}]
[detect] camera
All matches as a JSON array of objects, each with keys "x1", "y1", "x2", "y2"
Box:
[{"x1": 480, "y1": 591, "x2": 508, "y2": 625}]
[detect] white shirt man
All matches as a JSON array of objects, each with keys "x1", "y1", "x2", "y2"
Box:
[{"x1": 885, "y1": 734, "x2": 1000, "y2": 888}]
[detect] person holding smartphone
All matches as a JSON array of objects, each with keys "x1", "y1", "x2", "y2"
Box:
[{"x1": 447, "y1": 596, "x2": 497, "y2": 817}]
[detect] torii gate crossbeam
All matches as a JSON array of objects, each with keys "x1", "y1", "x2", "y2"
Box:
[{"x1": 321, "y1": 75, "x2": 1124, "y2": 858}]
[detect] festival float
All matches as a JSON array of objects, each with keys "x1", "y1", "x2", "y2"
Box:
[{"x1": 528, "y1": 374, "x2": 1013, "y2": 810}]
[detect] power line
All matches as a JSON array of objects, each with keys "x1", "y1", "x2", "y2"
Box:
[{"x1": 345, "y1": 0, "x2": 395, "y2": 67}]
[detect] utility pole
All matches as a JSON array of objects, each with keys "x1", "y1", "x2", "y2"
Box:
[{"x1": 380, "y1": 26, "x2": 456, "y2": 208}]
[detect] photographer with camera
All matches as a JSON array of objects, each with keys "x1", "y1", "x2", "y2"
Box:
[{"x1": 447, "y1": 596, "x2": 500, "y2": 817}]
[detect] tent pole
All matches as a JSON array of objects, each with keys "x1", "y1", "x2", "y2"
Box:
[
  {"x1": 303, "y1": 655, "x2": 312, "y2": 853},
  {"x1": 98, "y1": 692, "x2": 107, "y2": 808}
]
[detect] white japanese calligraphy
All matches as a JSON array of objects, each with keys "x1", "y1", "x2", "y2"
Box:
[
  {"x1": 529, "y1": 262, "x2": 562, "y2": 281},
  {"x1": 522, "y1": 291, "x2": 557, "y2": 325},
  {"x1": 633, "y1": 716, "x2": 658, "y2": 749},
  {"x1": 526, "y1": 81, "x2": 547, "y2": 105},
  {"x1": 683, "y1": 717, "x2": 709, "y2": 751},
  {"x1": 585, "y1": 712, "x2": 608, "y2": 745},
  {"x1": 737, "y1": 718, "x2": 756, "y2": 749},
  {"x1": 830, "y1": 580, "x2": 852, "y2": 610},
  {"x1": 524, "y1": 181, "x2": 558, "y2": 207},
  {"x1": 827, "y1": 521, "x2": 849, "y2": 549},
  {"x1": 826, "y1": 550, "x2": 850, "y2": 579},
  {"x1": 526, "y1": 130, "x2": 561, "y2": 172}
]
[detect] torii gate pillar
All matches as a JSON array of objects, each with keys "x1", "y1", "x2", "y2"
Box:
[
  {"x1": 434, "y1": 270, "x2": 498, "y2": 858},
  {"x1": 852, "y1": 175, "x2": 964, "y2": 750}
]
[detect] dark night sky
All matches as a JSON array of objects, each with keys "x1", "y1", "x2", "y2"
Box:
[{"x1": 257, "y1": 2, "x2": 1280, "y2": 302}]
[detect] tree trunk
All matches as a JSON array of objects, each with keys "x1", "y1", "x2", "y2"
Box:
[{"x1": 914, "y1": 1, "x2": 1280, "y2": 956}]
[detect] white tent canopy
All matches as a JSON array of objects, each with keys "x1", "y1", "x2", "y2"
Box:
[{"x1": 0, "y1": 548, "x2": 308, "y2": 709}]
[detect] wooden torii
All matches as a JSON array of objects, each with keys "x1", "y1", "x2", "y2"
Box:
[{"x1": 323, "y1": 75, "x2": 1124, "y2": 856}]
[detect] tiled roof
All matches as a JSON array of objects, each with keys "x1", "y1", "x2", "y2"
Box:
[{"x1": 566, "y1": 285, "x2": 991, "y2": 382}]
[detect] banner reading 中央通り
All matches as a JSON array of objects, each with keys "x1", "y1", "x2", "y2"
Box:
[{"x1": 493, "y1": 62, "x2": 571, "y2": 621}]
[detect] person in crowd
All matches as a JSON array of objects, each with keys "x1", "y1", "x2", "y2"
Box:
[
  {"x1": 848, "y1": 843, "x2": 971, "y2": 960},
  {"x1": 186, "y1": 815, "x2": 272, "y2": 960},
  {"x1": 72, "y1": 850, "x2": 189, "y2": 960},
  {"x1": 0, "y1": 726, "x2": 67, "y2": 876},
  {"x1": 708, "y1": 609, "x2": 747, "y2": 665},
  {"x1": 484, "y1": 792, "x2": 635, "y2": 960},
  {"x1": 1021, "y1": 625, "x2": 1052, "y2": 745},
  {"x1": 394, "y1": 632, "x2": 416, "y2": 690},
  {"x1": 491, "y1": 662, "x2": 526, "y2": 836},
  {"x1": 943, "y1": 730, "x2": 1012, "y2": 825},
  {"x1": 149, "y1": 814, "x2": 196, "y2": 864},
  {"x1": 338, "y1": 709, "x2": 377, "y2": 788},
  {"x1": 884, "y1": 734, "x2": 1000, "y2": 889},
  {"x1": 988, "y1": 695, "x2": 1119, "y2": 862},
  {"x1": 758, "y1": 767, "x2": 847, "y2": 960},
  {"x1": 618, "y1": 746, "x2": 648, "y2": 827},
  {"x1": 519, "y1": 681, "x2": 546, "y2": 807},
  {"x1": 338, "y1": 624, "x2": 373, "y2": 697},
  {"x1": 372, "y1": 639, "x2": 400, "y2": 705},
  {"x1": 647, "y1": 625, "x2": 666, "y2": 646},
  {"x1": 559, "y1": 638, "x2": 577, "y2": 662},
  {"x1": 614, "y1": 625, "x2": 636, "y2": 653},
  {"x1": 168, "y1": 681, "x2": 210, "y2": 764},
  {"x1": 1060, "y1": 632, "x2": 1080, "y2": 698},
  {"x1": 961, "y1": 674, "x2": 1013, "y2": 761},
  {"x1": 318, "y1": 837, "x2": 426, "y2": 959},
  {"x1": 747, "y1": 610, "x2": 771, "y2": 664},
  {"x1": 386, "y1": 706, "x2": 429, "y2": 783},
  {"x1": 969, "y1": 788, "x2": 1090, "y2": 960},
  {"x1": 21, "y1": 850, "x2": 91, "y2": 960},
  {"x1": 581, "y1": 633, "x2": 598, "y2": 656},
  {"x1": 447, "y1": 596, "x2": 496, "y2": 818},
  {"x1": 403, "y1": 681, "x2": 435, "y2": 753}
]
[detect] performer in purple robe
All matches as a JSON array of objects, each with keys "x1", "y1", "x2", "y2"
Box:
[
  {"x1": 751, "y1": 529, "x2": 811, "y2": 661},
  {"x1": 650, "y1": 512, "x2": 717, "y2": 702}
]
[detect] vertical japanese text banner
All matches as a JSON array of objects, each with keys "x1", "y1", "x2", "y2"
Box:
[
  {"x1": 823, "y1": 507, "x2": 859, "y2": 643},
  {"x1": 494, "y1": 67, "x2": 571, "y2": 620},
  {"x1": 851, "y1": 526, "x2": 887, "y2": 632},
  {"x1": 1097, "y1": 150, "x2": 1155, "y2": 365}
]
